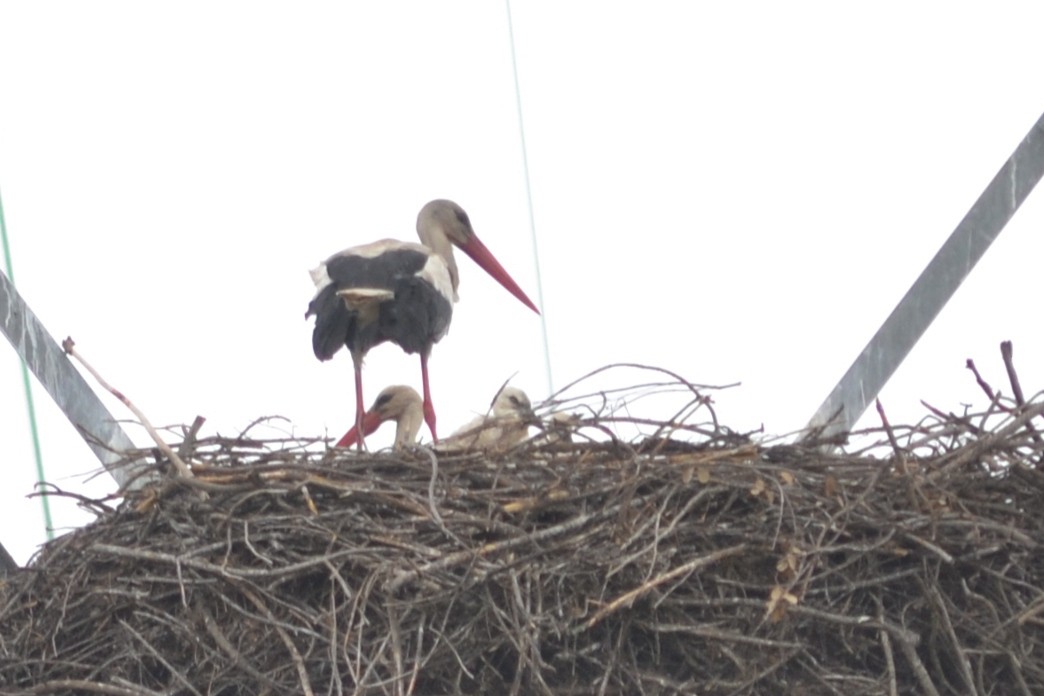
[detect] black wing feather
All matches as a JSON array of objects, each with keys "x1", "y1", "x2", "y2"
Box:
[{"x1": 306, "y1": 247, "x2": 447, "y2": 361}]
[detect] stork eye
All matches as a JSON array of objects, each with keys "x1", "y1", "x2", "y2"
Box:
[
  {"x1": 375, "y1": 393, "x2": 393, "y2": 408},
  {"x1": 455, "y1": 210, "x2": 470, "y2": 227},
  {"x1": 509, "y1": 396, "x2": 520, "y2": 406}
]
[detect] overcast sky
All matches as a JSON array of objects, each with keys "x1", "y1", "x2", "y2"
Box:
[{"x1": 2, "y1": 2, "x2": 1043, "y2": 565}]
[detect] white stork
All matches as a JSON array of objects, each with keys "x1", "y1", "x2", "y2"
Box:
[
  {"x1": 306, "y1": 200, "x2": 539, "y2": 447},
  {"x1": 335, "y1": 385, "x2": 423, "y2": 451},
  {"x1": 436, "y1": 386, "x2": 536, "y2": 453},
  {"x1": 337, "y1": 384, "x2": 537, "y2": 453}
]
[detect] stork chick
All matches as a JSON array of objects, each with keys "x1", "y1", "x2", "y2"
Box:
[
  {"x1": 335, "y1": 385, "x2": 423, "y2": 451},
  {"x1": 437, "y1": 386, "x2": 536, "y2": 453}
]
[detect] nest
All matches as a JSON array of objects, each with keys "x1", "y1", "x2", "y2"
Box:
[{"x1": 2, "y1": 367, "x2": 1044, "y2": 695}]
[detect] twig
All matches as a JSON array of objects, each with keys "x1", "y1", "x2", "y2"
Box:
[
  {"x1": 195, "y1": 605, "x2": 276, "y2": 687},
  {"x1": 238, "y1": 586, "x2": 315, "y2": 696},
  {"x1": 117, "y1": 618, "x2": 204, "y2": 696},
  {"x1": 29, "y1": 483, "x2": 117, "y2": 516},
  {"x1": 581, "y1": 544, "x2": 747, "y2": 631},
  {"x1": 966, "y1": 358, "x2": 998, "y2": 403},
  {"x1": 921, "y1": 400, "x2": 982, "y2": 436},
  {"x1": 895, "y1": 627, "x2": 942, "y2": 696},
  {"x1": 388, "y1": 504, "x2": 612, "y2": 593},
  {"x1": 1001, "y1": 341, "x2": 1027, "y2": 407},
  {"x1": 1000, "y1": 340, "x2": 1044, "y2": 458},
  {"x1": 324, "y1": 563, "x2": 345, "y2": 696},
  {"x1": 637, "y1": 620, "x2": 801, "y2": 649},
  {"x1": 902, "y1": 534, "x2": 954, "y2": 564},
  {"x1": 1008, "y1": 653, "x2": 1034, "y2": 696},
  {"x1": 788, "y1": 605, "x2": 920, "y2": 646},
  {"x1": 93, "y1": 542, "x2": 356, "y2": 578},
  {"x1": 876, "y1": 398, "x2": 905, "y2": 464},
  {"x1": 177, "y1": 415, "x2": 207, "y2": 459},
  {"x1": 419, "y1": 446, "x2": 448, "y2": 535},
  {"x1": 926, "y1": 584, "x2": 976, "y2": 694},
  {"x1": 875, "y1": 597, "x2": 898, "y2": 696},
  {"x1": 22, "y1": 680, "x2": 165, "y2": 696},
  {"x1": 929, "y1": 402, "x2": 1044, "y2": 479},
  {"x1": 63, "y1": 337, "x2": 194, "y2": 479}
]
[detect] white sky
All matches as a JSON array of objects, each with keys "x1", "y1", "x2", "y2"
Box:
[{"x1": 2, "y1": 2, "x2": 1043, "y2": 565}]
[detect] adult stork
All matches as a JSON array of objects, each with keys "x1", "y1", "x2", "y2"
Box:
[{"x1": 306, "y1": 199, "x2": 539, "y2": 446}]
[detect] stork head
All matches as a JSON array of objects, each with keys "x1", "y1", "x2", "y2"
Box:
[
  {"x1": 418, "y1": 199, "x2": 475, "y2": 247},
  {"x1": 417, "y1": 199, "x2": 540, "y2": 315},
  {"x1": 336, "y1": 385, "x2": 423, "y2": 450},
  {"x1": 492, "y1": 386, "x2": 536, "y2": 423}
]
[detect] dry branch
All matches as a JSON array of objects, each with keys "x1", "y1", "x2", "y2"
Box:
[{"x1": 62, "y1": 336, "x2": 194, "y2": 480}]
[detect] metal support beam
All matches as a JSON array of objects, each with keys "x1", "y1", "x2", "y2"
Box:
[
  {"x1": 806, "y1": 111, "x2": 1044, "y2": 439},
  {"x1": 1, "y1": 269, "x2": 144, "y2": 488},
  {"x1": 0, "y1": 541, "x2": 17, "y2": 576}
]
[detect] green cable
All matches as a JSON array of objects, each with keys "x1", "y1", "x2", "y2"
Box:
[
  {"x1": 505, "y1": 0, "x2": 554, "y2": 396},
  {"x1": 0, "y1": 187, "x2": 54, "y2": 541}
]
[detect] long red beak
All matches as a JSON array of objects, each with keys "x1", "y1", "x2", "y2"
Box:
[
  {"x1": 460, "y1": 236, "x2": 540, "y2": 314},
  {"x1": 335, "y1": 410, "x2": 386, "y2": 448}
]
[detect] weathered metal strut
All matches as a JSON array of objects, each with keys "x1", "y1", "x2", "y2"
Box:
[
  {"x1": 0, "y1": 270, "x2": 143, "y2": 490},
  {"x1": 806, "y1": 111, "x2": 1044, "y2": 440}
]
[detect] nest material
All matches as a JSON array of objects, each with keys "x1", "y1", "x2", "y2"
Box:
[{"x1": 2, "y1": 397, "x2": 1044, "y2": 695}]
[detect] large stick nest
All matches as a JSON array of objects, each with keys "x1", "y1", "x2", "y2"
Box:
[{"x1": 2, "y1": 367, "x2": 1044, "y2": 695}]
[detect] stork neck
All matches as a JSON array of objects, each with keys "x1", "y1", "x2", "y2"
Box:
[
  {"x1": 419, "y1": 223, "x2": 460, "y2": 293},
  {"x1": 395, "y1": 397, "x2": 425, "y2": 448}
]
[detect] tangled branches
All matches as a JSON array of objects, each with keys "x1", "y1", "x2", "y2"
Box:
[{"x1": 1, "y1": 372, "x2": 1044, "y2": 694}]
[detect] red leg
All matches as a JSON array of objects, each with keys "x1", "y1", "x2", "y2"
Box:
[
  {"x1": 352, "y1": 351, "x2": 366, "y2": 451},
  {"x1": 420, "y1": 351, "x2": 438, "y2": 443}
]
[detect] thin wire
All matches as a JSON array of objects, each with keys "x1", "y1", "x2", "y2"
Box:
[
  {"x1": 505, "y1": 0, "x2": 554, "y2": 396},
  {"x1": 0, "y1": 187, "x2": 54, "y2": 540}
]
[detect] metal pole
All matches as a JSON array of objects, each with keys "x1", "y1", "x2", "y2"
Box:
[
  {"x1": 805, "y1": 112, "x2": 1044, "y2": 440},
  {"x1": 0, "y1": 269, "x2": 145, "y2": 488},
  {"x1": 0, "y1": 541, "x2": 17, "y2": 576}
]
